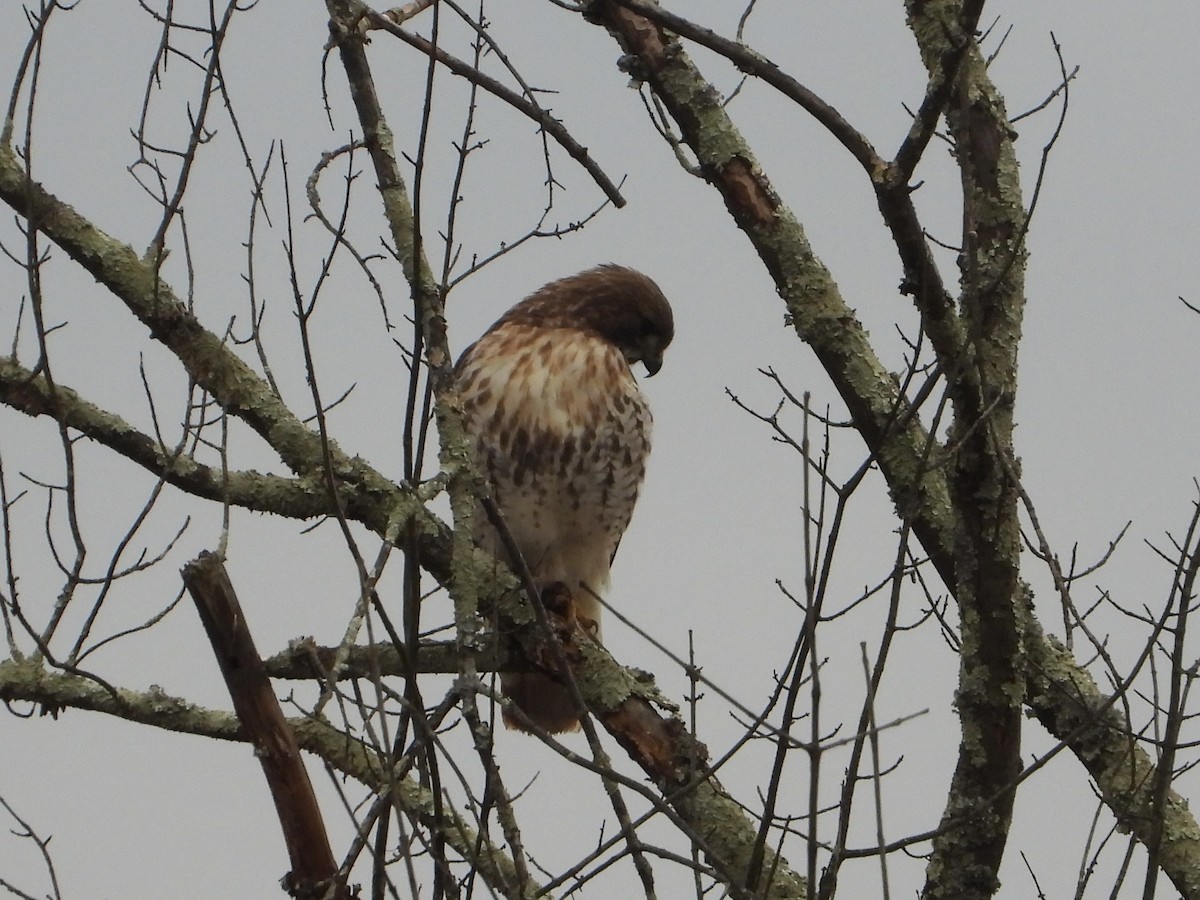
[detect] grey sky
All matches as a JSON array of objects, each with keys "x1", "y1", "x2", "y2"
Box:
[{"x1": 2, "y1": 1, "x2": 1198, "y2": 897}]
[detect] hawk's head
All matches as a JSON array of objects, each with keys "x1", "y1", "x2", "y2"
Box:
[{"x1": 497, "y1": 264, "x2": 674, "y2": 377}]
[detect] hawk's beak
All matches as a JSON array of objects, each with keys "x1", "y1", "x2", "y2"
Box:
[{"x1": 643, "y1": 351, "x2": 663, "y2": 377}]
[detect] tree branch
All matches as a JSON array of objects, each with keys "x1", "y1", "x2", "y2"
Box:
[
  {"x1": 362, "y1": 8, "x2": 627, "y2": 209},
  {"x1": 183, "y1": 551, "x2": 349, "y2": 899},
  {"x1": 0, "y1": 356, "x2": 327, "y2": 519},
  {"x1": 906, "y1": 2, "x2": 1028, "y2": 895},
  {"x1": 262, "y1": 637, "x2": 511, "y2": 679},
  {"x1": 1025, "y1": 620, "x2": 1200, "y2": 898},
  {"x1": 0, "y1": 657, "x2": 542, "y2": 900},
  {"x1": 608, "y1": 0, "x2": 884, "y2": 175}
]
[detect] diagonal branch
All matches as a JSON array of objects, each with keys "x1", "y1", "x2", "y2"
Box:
[
  {"x1": 894, "y1": 0, "x2": 985, "y2": 177},
  {"x1": 1025, "y1": 620, "x2": 1200, "y2": 899},
  {"x1": 362, "y1": 8, "x2": 627, "y2": 209},
  {"x1": 608, "y1": 0, "x2": 884, "y2": 175},
  {"x1": 183, "y1": 551, "x2": 350, "y2": 900},
  {"x1": 0, "y1": 356, "x2": 328, "y2": 519}
]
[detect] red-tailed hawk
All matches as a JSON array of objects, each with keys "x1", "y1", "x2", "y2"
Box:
[{"x1": 452, "y1": 265, "x2": 674, "y2": 733}]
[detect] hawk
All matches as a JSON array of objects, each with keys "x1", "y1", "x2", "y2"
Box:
[{"x1": 452, "y1": 265, "x2": 674, "y2": 733}]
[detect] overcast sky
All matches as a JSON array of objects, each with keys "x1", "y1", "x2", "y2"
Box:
[{"x1": 2, "y1": 2, "x2": 1198, "y2": 897}]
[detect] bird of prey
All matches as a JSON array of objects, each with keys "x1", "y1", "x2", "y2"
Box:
[{"x1": 452, "y1": 265, "x2": 674, "y2": 732}]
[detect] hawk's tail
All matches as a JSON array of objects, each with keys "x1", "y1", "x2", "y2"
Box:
[{"x1": 500, "y1": 672, "x2": 583, "y2": 734}]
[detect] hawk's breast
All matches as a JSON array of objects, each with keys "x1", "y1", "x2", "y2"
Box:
[{"x1": 455, "y1": 322, "x2": 652, "y2": 590}]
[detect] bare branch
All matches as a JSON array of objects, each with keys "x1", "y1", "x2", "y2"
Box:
[
  {"x1": 183, "y1": 551, "x2": 350, "y2": 899},
  {"x1": 361, "y1": 8, "x2": 627, "y2": 208}
]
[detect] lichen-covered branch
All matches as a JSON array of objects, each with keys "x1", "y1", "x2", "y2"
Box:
[
  {"x1": 1026, "y1": 622, "x2": 1200, "y2": 898},
  {"x1": 325, "y1": 0, "x2": 444, "y2": 361},
  {"x1": 906, "y1": 2, "x2": 1027, "y2": 895},
  {"x1": 0, "y1": 356, "x2": 328, "y2": 519},
  {"x1": 0, "y1": 657, "x2": 541, "y2": 899}
]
